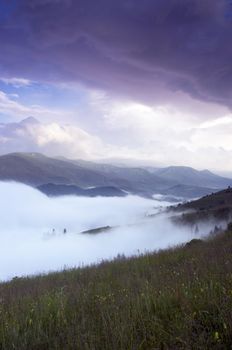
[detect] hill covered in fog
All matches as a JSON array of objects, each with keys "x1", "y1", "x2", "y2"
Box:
[{"x1": 170, "y1": 187, "x2": 232, "y2": 227}]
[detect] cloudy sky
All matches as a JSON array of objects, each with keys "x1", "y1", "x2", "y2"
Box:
[{"x1": 0, "y1": 0, "x2": 232, "y2": 171}]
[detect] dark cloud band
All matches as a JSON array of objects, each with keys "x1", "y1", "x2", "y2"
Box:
[{"x1": 0, "y1": 0, "x2": 231, "y2": 107}]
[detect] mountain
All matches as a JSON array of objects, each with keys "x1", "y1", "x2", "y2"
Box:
[
  {"x1": 153, "y1": 166, "x2": 232, "y2": 189},
  {"x1": 0, "y1": 152, "x2": 176, "y2": 196},
  {"x1": 37, "y1": 183, "x2": 127, "y2": 197},
  {"x1": 20, "y1": 117, "x2": 40, "y2": 125},
  {"x1": 63, "y1": 159, "x2": 232, "y2": 198},
  {"x1": 0, "y1": 152, "x2": 232, "y2": 198},
  {"x1": 0, "y1": 152, "x2": 111, "y2": 187},
  {"x1": 162, "y1": 184, "x2": 216, "y2": 199}
]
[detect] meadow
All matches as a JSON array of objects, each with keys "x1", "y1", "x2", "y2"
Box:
[{"x1": 0, "y1": 228, "x2": 231, "y2": 349}]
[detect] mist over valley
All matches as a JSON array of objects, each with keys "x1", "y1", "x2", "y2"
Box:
[{"x1": 0, "y1": 179, "x2": 226, "y2": 281}]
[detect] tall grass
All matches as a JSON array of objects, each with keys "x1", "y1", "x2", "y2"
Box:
[{"x1": 0, "y1": 230, "x2": 232, "y2": 349}]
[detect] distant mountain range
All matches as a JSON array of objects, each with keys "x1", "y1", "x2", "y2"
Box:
[{"x1": 0, "y1": 152, "x2": 231, "y2": 199}]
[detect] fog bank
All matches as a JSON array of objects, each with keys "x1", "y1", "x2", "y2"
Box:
[{"x1": 0, "y1": 182, "x2": 209, "y2": 280}]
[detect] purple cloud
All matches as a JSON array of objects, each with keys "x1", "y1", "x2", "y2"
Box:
[{"x1": 0, "y1": 0, "x2": 231, "y2": 108}]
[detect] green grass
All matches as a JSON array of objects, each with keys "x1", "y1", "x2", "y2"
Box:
[{"x1": 0, "y1": 230, "x2": 232, "y2": 349}]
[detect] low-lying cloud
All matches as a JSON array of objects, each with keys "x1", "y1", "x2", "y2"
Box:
[
  {"x1": 0, "y1": 181, "x2": 213, "y2": 281},
  {"x1": 0, "y1": 116, "x2": 106, "y2": 159}
]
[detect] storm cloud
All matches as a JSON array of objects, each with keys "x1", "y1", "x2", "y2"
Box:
[{"x1": 0, "y1": 0, "x2": 232, "y2": 108}]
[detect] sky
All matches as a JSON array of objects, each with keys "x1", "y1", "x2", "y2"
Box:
[{"x1": 0, "y1": 0, "x2": 232, "y2": 171}]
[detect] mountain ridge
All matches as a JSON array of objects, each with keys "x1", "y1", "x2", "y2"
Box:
[{"x1": 0, "y1": 152, "x2": 231, "y2": 199}]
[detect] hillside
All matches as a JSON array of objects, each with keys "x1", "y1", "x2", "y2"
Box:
[
  {"x1": 162, "y1": 184, "x2": 215, "y2": 199},
  {"x1": 171, "y1": 187, "x2": 232, "y2": 225},
  {"x1": 0, "y1": 152, "x2": 110, "y2": 187},
  {"x1": 0, "y1": 228, "x2": 231, "y2": 349},
  {"x1": 178, "y1": 187, "x2": 232, "y2": 211},
  {"x1": 154, "y1": 166, "x2": 231, "y2": 189},
  {"x1": 0, "y1": 152, "x2": 232, "y2": 198},
  {"x1": 37, "y1": 183, "x2": 127, "y2": 197}
]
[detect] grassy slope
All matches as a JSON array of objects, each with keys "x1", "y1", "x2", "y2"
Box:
[{"x1": 0, "y1": 231, "x2": 232, "y2": 349}]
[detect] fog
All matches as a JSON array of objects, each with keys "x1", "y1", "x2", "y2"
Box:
[{"x1": 0, "y1": 182, "x2": 212, "y2": 281}]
